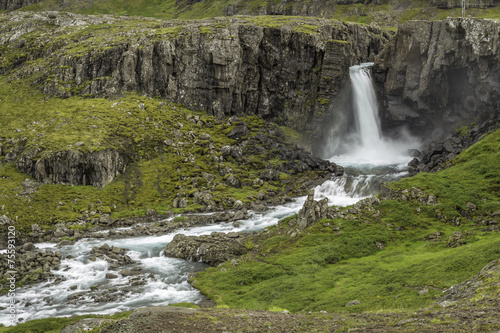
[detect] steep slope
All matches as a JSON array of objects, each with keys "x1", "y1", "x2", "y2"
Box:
[
  {"x1": 374, "y1": 17, "x2": 500, "y2": 136},
  {"x1": 0, "y1": 12, "x2": 390, "y2": 145},
  {"x1": 191, "y1": 129, "x2": 500, "y2": 313}
]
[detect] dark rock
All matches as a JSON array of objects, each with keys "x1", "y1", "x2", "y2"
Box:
[
  {"x1": 227, "y1": 124, "x2": 249, "y2": 139},
  {"x1": 164, "y1": 232, "x2": 251, "y2": 266},
  {"x1": 260, "y1": 169, "x2": 280, "y2": 181},
  {"x1": 297, "y1": 190, "x2": 329, "y2": 230},
  {"x1": 16, "y1": 148, "x2": 128, "y2": 187},
  {"x1": 375, "y1": 18, "x2": 500, "y2": 135}
]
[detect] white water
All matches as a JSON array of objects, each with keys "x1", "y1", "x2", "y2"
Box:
[
  {"x1": 0, "y1": 63, "x2": 417, "y2": 326},
  {"x1": 329, "y1": 63, "x2": 417, "y2": 167},
  {"x1": 0, "y1": 182, "x2": 362, "y2": 326}
]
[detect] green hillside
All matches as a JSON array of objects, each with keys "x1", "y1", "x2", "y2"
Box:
[
  {"x1": 192, "y1": 129, "x2": 500, "y2": 313},
  {"x1": 10, "y1": 0, "x2": 500, "y2": 25}
]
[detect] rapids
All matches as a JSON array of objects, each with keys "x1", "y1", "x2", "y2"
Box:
[{"x1": 0, "y1": 63, "x2": 418, "y2": 326}]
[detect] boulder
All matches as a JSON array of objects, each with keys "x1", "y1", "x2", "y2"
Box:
[{"x1": 164, "y1": 232, "x2": 251, "y2": 266}]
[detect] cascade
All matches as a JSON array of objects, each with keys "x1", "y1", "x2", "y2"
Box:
[
  {"x1": 349, "y1": 63, "x2": 383, "y2": 153},
  {"x1": 0, "y1": 63, "x2": 417, "y2": 326}
]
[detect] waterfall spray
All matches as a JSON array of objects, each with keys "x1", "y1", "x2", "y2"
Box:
[{"x1": 324, "y1": 63, "x2": 418, "y2": 166}]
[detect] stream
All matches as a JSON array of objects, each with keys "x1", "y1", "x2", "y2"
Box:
[{"x1": 0, "y1": 63, "x2": 418, "y2": 325}]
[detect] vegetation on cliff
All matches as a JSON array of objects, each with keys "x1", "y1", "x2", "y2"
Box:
[
  {"x1": 7, "y1": 0, "x2": 500, "y2": 26},
  {"x1": 191, "y1": 129, "x2": 500, "y2": 313},
  {"x1": 0, "y1": 76, "x2": 334, "y2": 233}
]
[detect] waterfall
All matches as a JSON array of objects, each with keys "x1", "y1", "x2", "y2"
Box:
[
  {"x1": 324, "y1": 63, "x2": 416, "y2": 166},
  {"x1": 350, "y1": 63, "x2": 383, "y2": 152}
]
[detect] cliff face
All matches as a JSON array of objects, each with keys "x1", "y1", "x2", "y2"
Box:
[
  {"x1": 374, "y1": 18, "x2": 500, "y2": 135},
  {"x1": 0, "y1": 12, "x2": 390, "y2": 146},
  {"x1": 430, "y1": 0, "x2": 498, "y2": 9},
  {"x1": 13, "y1": 149, "x2": 128, "y2": 187},
  {"x1": 0, "y1": 0, "x2": 42, "y2": 11}
]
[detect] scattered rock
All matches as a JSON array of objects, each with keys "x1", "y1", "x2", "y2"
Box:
[{"x1": 346, "y1": 300, "x2": 361, "y2": 306}]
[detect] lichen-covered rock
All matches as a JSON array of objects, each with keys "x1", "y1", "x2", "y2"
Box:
[
  {"x1": 437, "y1": 259, "x2": 500, "y2": 307},
  {"x1": 164, "y1": 232, "x2": 251, "y2": 266}
]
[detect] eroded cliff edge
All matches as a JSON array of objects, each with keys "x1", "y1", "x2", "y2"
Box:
[
  {"x1": 0, "y1": 12, "x2": 390, "y2": 146},
  {"x1": 374, "y1": 17, "x2": 500, "y2": 137}
]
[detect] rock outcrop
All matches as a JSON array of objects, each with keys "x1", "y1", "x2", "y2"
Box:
[
  {"x1": 374, "y1": 18, "x2": 500, "y2": 136},
  {"x1": 164, "y1": 232, "x2": 251, "y2": 266},
  {"x1": 0, "y1": 12, "x2": 390, "y2": 145},
  {"x1": 407, "y1": 119, "x2": 499, "y2": 173},
  {"x1": 437, "y1": 259, "x2": 500, "y2": 307},
  {"x1": 13, "y1": 148, "x2": 128, "y2": 187},
  {"x1": 297, "y1": 189, "x2": 329, "y2": 230},
  {"x1": 430, "y1": 0, "x2": 497, "y2": 9}
]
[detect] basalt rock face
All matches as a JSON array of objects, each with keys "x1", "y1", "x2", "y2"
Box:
[
  {"x1": 430, "y1": 0, "x2": 497, "y2": 9},
  {"x1": 13, "y1": 148, "x2": 128, "y2": 187},
  {"x1": 374, "y1": 18, "x2": 500, "y2": 136},
  {"x1": 0, "y1": 12, "x2": 390, "y2": 145},
  {"x1": 0, "y1": 0, "x2": 42, "y2": 10}
]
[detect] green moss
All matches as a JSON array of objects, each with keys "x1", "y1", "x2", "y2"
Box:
[
  {"x1": 0, "y1": 71, "x2": 323, "y2": 234},
  {"x1": 169, "y1": 302, "x2": 201, "y2": 309}
]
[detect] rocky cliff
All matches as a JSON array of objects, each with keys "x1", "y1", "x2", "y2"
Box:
[
  {"x1": 374, "y1": 17, "x2": 500, "y2": 136},
  {"x1": 13, "y1": 148, "x2": 128, "y2": 187},
  {"x1": 0, "y1": 12, "x2": 389, "y2": 147},
  {"x1": 0, "y1": 0, "x2": 42, "y2": 11},
  {"x1": 431, "y1": 0, "x2": 498, "y2": 9}
]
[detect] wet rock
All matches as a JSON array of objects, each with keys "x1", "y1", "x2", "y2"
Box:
[
  {"x1": 297, "y1": 190, "x2": 329, "y2": 230},
  {"x1": 375, "y1": 18, "x2": 500, "y2": 136},
  {"x1": 119, "y1": 269, "x2": 141, "y2": 277},
  {"x1": 67, "y1": 292, "x2": 86, "y2": 300}
]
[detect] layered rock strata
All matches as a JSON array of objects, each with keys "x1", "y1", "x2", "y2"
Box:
[
  {"x1": 0, "y1": 12, "x2": 390, "y2": 144},
  {"x1": 374, "y1": 18, "x2": 500, "y2": 135}
]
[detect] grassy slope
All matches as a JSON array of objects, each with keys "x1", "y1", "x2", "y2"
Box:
[
  {"x1": 191, "y1": 130, "x2": 500, "y2": 313},
  {"x1": 0, "y1": 74, "x2": 321, "y2": 232},
  {"x1": 13, "y1": 0, "x2": 500, "y2": 24}
]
